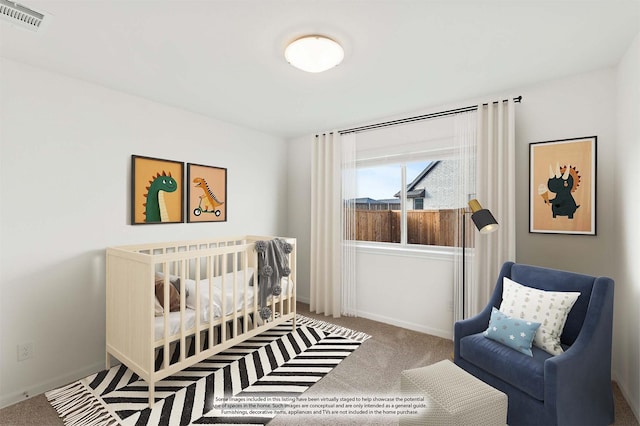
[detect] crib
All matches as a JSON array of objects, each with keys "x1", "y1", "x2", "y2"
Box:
[{"x1": 105, "y1": 235, "x2": 296, "y2": 407}]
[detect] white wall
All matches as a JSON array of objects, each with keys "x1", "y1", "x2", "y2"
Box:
[
  {"x1": 0, "y1": 59, "x2": 289, "y2": 408},
  {"x1": 356, "y1": 247, "x2": 454, "y2": 338},
  {"x1": 614, "y1": 32, "x2": 640, "y2": 420},
  {"x1": 287, "y1": 134, "x2": 312, "y2": 303},
  {"x1": 287, "y1": 65, "x2": 638, "y2": 416},
  {"x1": 515, "y1": 69, "x2": 617, "y2": 278},
  {"x1": 290, "y1": 68, "x2": 618, "y2": 332},
  {"x1": 515, "y1": 63, "x2": 640, "y2": 418},
  {"x1": 287, "y1": 124, "x2": 457, "y2": 339},
  {"x1": 515, "y1": 60, "x2": 640, "y2": 420}
]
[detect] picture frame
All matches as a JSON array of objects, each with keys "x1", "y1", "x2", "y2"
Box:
[
  {"x1": 529, "y1": 136, "x2": 596, "y2": 235},
  {"x1": 131, "y1": 155, "x2": 184, "y2": 225},
  {"x1": 186, "y1": 163, "x2": 227, "y2": 223}
]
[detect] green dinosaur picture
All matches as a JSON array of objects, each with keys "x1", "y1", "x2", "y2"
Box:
[{"x1": 131, "y1": 155, "x2": 184, "y2": 225}]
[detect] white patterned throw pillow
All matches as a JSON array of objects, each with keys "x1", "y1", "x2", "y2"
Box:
[{"x1": 499, "y1": 277, "x2": 580, "y2": 355}]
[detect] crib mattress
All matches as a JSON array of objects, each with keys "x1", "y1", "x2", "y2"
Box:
[{"x1": 154, "y1": 268, "x2": 292, "y2": 341}]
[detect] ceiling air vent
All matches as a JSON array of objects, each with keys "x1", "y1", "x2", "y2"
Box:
[{"x1": 0, "y1": 0, "x2": 49, "y2": 32}]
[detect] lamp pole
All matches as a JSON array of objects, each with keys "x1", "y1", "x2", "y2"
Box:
[
  {"x1": 462, "y1": 211, "x2": 467, "y2": 319},
  {"x1": 461, "y1": 199, "x2": 499, "y2": 320}
]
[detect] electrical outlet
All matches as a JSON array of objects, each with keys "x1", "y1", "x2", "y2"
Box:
[{"x1": 17, "y1": 342, "x2": 34, "y2": 362}]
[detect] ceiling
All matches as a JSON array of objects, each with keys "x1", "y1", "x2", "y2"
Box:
[{"x1": 1, "y1": 1, "x2": 639, "y2": 139}]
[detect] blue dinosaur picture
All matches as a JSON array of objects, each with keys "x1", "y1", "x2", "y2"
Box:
[{"x1": 530, "y1": 137, "x2": 596, "y2": 235}]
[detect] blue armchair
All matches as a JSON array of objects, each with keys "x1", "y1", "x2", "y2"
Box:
[{"x1": 454, "y1": 262, "x2": 614, "y2": 426}]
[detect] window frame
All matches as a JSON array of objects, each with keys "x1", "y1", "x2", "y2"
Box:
[{"x1": 352, "y1": 153, "x2": 460, "y2": 253}]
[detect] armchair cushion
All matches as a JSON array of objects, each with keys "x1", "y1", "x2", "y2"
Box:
[
  {"x1": 500, "y1": 277, "x2": 580, "y2": 355},
  {"x1": 460, "y1": 332, "x2": 555, "y2": 401}
]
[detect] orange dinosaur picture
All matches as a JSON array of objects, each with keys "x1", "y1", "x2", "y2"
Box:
[{"x1": 187, "y1": 163, "x2": 227, "y2": 223}]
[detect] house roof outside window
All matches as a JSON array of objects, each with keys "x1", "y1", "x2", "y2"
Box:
[{"x1": 394, "y1": 160, "x2": 461, "y2": 209}]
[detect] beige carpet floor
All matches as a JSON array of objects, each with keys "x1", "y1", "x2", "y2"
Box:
[{"x1": 1, "y1": 302, "x2": 637, "y2": 425}]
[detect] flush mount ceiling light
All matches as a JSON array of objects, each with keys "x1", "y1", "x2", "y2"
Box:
[{"x1": 285, "y1": 35, "x2": 344, "y2": 73}]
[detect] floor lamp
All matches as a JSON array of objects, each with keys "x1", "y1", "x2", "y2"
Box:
[{"x1": 462, "y1": 199, "x2": 499, "y2": 319}]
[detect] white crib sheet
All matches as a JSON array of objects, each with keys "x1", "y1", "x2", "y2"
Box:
[
  {"x1": 154, "y1": 268, "x2": 293, "y2": 341},
  {"x1": 154, "y1": 310, "x2": 198, "y2": 341}
]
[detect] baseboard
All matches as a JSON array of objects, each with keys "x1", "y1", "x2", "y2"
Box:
[
  {"x1": 613, "y1": 371, "x2": 640, "y2": 423},
  {"x1": 0, "y1": 361, "x2": 104, "y2": 410},
  {"x1": 356, "y1": 309, "x2": 453, "y2": 340},
  {"x1": 296, "y1": 295, "x2": 310, "y2": 304},
  {"x1": 295, "y1": 300, "x2": 452, "y2": 339}
]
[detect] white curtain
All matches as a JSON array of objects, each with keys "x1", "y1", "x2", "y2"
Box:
[
  {"x1": 470, "y1": 99, "x2": 517, "y2": 316},
  {"x1": 453, "y1": 111, "x2": 478, "y2": 322},
  {"x1": 341, "y1": 133, "x2": 358, "y2": 316},
  {"x1": 310, "y1": 132, "x2": 357, "y2": 317}
]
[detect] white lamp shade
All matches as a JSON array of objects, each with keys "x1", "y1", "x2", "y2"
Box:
[{"x1": 285, "y1": 35, "x2": 344, "y2": 73}]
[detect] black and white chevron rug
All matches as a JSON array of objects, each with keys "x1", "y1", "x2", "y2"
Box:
[{"x1": 46, "y1": 315, "x2": 370, "y2": 426}]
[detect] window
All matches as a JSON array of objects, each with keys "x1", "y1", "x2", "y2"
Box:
[
  {"x1": 353, "y1": 158, "x2": 463, "y2": 247},
  {"x1": 347, "y1": 113, "x2": 473, "y2": 249},
  {"x1": 354, "y1": 164, "x2": 401, "y2": 243}
]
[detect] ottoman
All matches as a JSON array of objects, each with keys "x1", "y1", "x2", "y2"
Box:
[{"x1": 400, "y1": 359, "x2": 507, "y2": 426}]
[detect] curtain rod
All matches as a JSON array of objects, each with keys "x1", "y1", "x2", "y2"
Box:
[{"x1": 338, "y1": 95, "x2": 522, "y2": 135}]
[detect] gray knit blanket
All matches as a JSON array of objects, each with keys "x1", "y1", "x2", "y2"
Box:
[{"x1": 255, "y1": 238, "x2": 292, "y2": 319}]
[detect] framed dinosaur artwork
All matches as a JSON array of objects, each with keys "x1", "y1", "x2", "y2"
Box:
[
  {"x1": 131, "y1": 155, "x2": 184, "y2": 225},
  {"x1": 186, "y1": 163, "x2": 227, "y2": 223},
  {"x1": 529, "y1": 136, "x2": 596, "y2": 235}
]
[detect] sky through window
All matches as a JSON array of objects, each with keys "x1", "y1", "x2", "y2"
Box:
[{"x1": 356, "y1": 161, "x2": 430, "y2": 200}]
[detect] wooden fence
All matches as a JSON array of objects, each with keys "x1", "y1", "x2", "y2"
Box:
[{"x1": 351, "y1": 208, "x2": 474, "y2": 247}]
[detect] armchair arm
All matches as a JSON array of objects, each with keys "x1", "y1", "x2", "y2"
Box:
[
  {"x1": 453, "y1": 304, "x2": 492, "y2": 359},
  {"x1": 544, "y1": 277, "x2": 614, "y2": 425},
  {"x1": 454, "y1": 261, "x2": 514, "y2": 360}
]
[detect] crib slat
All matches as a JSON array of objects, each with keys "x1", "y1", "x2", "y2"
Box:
[
  {"x1": 194, "y1": 256, "x2": 201, "y2": 356},
  {"x1": 207, "y1": 255, "x2": 214, "y2": 350},
  {"x1": 220, "y1": 254, "x2": 226, "y2": 344},
  {"x1": 242, "y1": 247, "x2": 249, "y2": 333},
  {"x1": 162, "y1": 262, "x2": 170, "y2": 371},
  {"x1": 232, "y1": 251, "x2": 238, "y2": 339},
  {"x1": 179, "y1": 258, "x2": 186, "y2": 363},
  {"x1": 253, "y1": 248, "x2": 259, "y2": 327}
]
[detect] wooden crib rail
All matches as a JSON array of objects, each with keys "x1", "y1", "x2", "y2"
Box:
[{"x1": 106, "y1": 235, "x2": 296, "y2": 407}]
